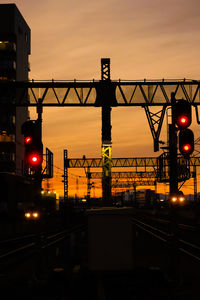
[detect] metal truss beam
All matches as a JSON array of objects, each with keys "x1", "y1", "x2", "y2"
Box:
[
  {"x1": 112, "y1": 180, "x2": 156, "y2": 188},
  {"x1": 1, "y1": 80, "x2": 200, "y2": 107},
  {"x1": 66, "y1": 156, "x2": 200, "y2": 169},
  {"x1": 66, "y1": 157, "x2": 158, "y2": 168},
  {"x1": 90, "y1": 171, "x2": 156, "y2": 180}
]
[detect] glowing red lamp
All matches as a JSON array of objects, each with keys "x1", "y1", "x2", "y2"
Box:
[
  {"x1": 25, "y1": 136, "x2": 32, "y2": 144},
  {"x1": 28, "y1": 153, "x2": 43, "y2": 167},
  {"x1": 177, "y1": 115, "x2": 189, "y2": 128},
  {"x1": 183, "y1": 144, "x2": 191, "y2": 152}
]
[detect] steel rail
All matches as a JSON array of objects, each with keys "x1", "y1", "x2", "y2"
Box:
[
  {"x1": 132, "y1": 216, "x2": 200, "y2": 263},
  {"x1": 0, "y1": 223, "x2": 87, "y2": 260}
]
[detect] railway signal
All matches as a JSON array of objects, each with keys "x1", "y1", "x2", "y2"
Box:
[
  {"x1": 174, "y1": 99, "x2": 194, "y2": 157},
  {"x1": 175, "y1": 99, "x2": 192, "y2": 129},
  {"x1": 21, "y1": 120, "x2": 43, "y2": 169},
  {"x1": 179, "y1": 129, "x2": 194, "y2": 157}
]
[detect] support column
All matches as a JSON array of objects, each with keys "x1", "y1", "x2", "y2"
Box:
[
  {"x1": 35, "y1": 98, "x2": 43, "y2": 204},
  {"x1": 169, "y1": 93, "x2": 178, "y2": 195},
  {"x1": 101, "y1": 58, "x2": 112, "y2": 206},
  {"x1": 168, "y1": 92, "x2": 180, "y2": 283}
]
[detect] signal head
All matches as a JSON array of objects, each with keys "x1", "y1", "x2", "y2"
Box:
[
  {"x1": 174, "y1": 100, "x2": 191, "y2": 129},
  {"x1": 179, "y1": 128, "x2": 194, "y2": 157}
]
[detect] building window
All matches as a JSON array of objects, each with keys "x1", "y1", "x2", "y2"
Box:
[
  {"x1": 0, "y1": 76, "x2": 8, "y2": 80},
  {"x1": 0, "y1": 131, "x2": 15, "y2": 142}
]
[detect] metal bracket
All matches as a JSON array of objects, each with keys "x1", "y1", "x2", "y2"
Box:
[{"x1": 144, "y1": 105, "x2": 166, "y2": 152}]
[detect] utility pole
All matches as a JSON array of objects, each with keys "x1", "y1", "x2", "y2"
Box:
[{"x1": 87, "y1": 167, "x2": 91, "y2": 207}]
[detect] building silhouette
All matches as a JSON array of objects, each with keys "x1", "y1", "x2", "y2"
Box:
[
  {"x1": 0, "y1": 3, "x2": 30, "y2": 175},
  {"x1": 0, "y1": 4, "x2": 31, "y2": 228}
]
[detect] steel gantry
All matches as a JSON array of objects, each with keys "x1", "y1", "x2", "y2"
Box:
[
  {"x1": 89, "y1": 171, "x2": 157, "y2": 180},
  {"x1": 1, "y1": 58, "x2": 200, "y2": 204}
]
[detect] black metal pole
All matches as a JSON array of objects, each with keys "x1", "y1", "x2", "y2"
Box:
[
  {"x1": 168, "y1": 92, "x2": 180, "y2": 284},
  {"x1": 101, "y1": 58, "x2": 112, "y2": 206},
  {"x1": 34, "y1": 99, "x2": 43, "y2": 205},
  {"x1": 169, "y1": 92, "x2": 178, "y2": 195}
]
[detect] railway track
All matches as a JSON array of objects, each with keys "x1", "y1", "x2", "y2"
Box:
[
  {"x1": 0, "y1": 223, "x2": 87, "y2": 263},
  {"x1": 132, "y1": 216, "x2": 200, "y2": 262}
]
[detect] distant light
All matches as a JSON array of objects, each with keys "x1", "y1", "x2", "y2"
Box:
[
  {"x1": 179, "y1": 197, "x2": 185, "y2": 202},
  {"x1": 48, "y1": 191, "x2": 51, "y2": 194},
  {"x1": 160, "y1": 199, "x2": 164, "y2": 202},
  {"x1": 32, "y1": 212, "x2": 39, "y2": 218},
  {"x1": 41, "y1": 191, "x2": 44, "y2": 194},
  {"x1": 82, "y1": 199, "x2": 87, "y2": 202},
  {"x1": 172, "y1": 197, "x2": 177, "y2": 202},
  {"x1": 25, "y1": 212, "x2": 31, "y2": 218}
]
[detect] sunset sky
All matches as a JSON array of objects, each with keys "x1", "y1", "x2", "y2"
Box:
[{"x1": 3, "y1": 0, "x2": 200, "y2": 197}]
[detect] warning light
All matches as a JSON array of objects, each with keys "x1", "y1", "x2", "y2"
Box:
[
  {"x1": 32, "y1": 156, "x2": 38, "y2": 162},
  {"x1": 179, "y1": 129, "x2": 194, "y2": 157},
  {"x1": 25, "y1": 136, "x2": 32, "y2": 144},
  {"x1": 183, "y1": 144, "x2": 191, "y2": 152},
  {"x1": 178, "y1": 116, "x2": 189, "y2": 127},
  {"x1": 28, "y1": 153, "x2": 43, "y2": 167}
]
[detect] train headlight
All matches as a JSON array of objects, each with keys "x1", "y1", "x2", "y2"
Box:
[
  {"x1": 25, "y1": 212, "x2": 31, "y2": 218},
  {"x1": 171, "y1": 197, "x2": 177, "y2": 203},
  {"x1": 32, "y1": 212, "x2": 39, "y2": 218}
]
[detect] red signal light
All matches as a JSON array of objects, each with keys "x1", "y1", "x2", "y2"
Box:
[
  {"x1": 28, "y1": 153, "x2": 43, "y2": 167},
  {"x1": 177, "y1": 115, "x2": 189, "y2": 128},
  {"x1": 25, "y1": 136, "x2": 32, "y2": 144},
  {"x1": 183, "y1": 144, "x2": 191, "y2": 152}
]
